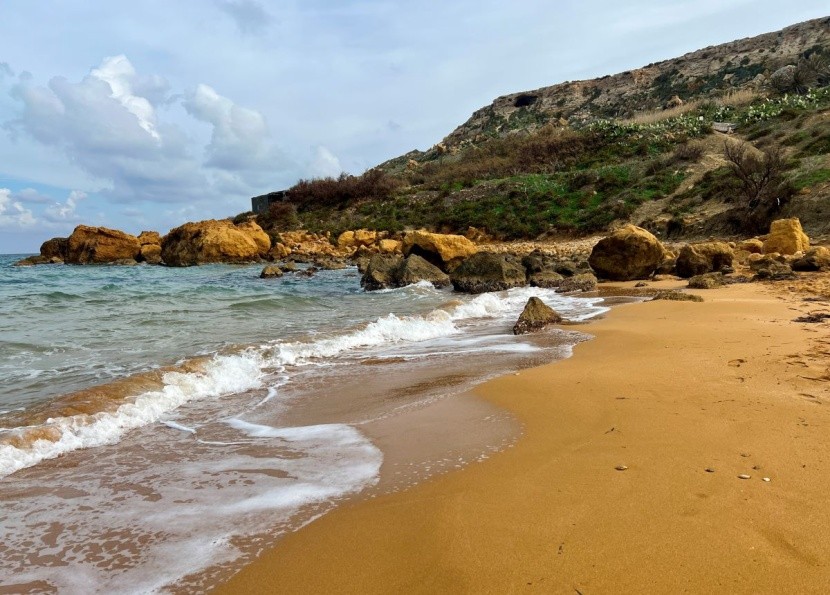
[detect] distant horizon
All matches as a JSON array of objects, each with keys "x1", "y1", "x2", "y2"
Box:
[{"x1": 1, "y1": 2, "x2": 828, "y2": 253}]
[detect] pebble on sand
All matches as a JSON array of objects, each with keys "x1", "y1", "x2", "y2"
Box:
[
  {"x1": 705, "y1": 468, "x2": 715, "y2": 473},
  {"x1": 615, "y1": 465, "x2": 628, "y2": 471},
  {"x1": 738, "y1": 474, "x2": 751, "y2": 479}
]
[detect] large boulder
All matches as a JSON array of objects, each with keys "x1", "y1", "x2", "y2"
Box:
[
  {"x1": 361, "y1": 255, "x2": 402, "y2": 290},
  {"x1": 763, "y1": 218, "x2": 809, "y2": 255},
  {"x1": 137, "y1": 230, "x2": 163, "y2": 264},
  {"x1": 792, "y1": 247, "x2": 830, "y2": 272},
  {"x1": 395, "y1": 254, "x2": 450, "y2": 288},
  {"x1": 587, "y1": 225, "x2": 665, "y2": 281},
  {"x1": 402, "y1": 231, "x2": 478, "y2": 271},
  {"x1": 687, "y1": 272, "x2": 724, "y2": 289},
  {"x1": 66, "y1": 225, "x2": 141, "y2": 264},
  {"x1": 513, "y1": 297, "x2": 562, "y2": 335},
  {"x1": 235, "y1": 220, "x2": 272, "y2": 256},
  {"x1": 40, "y1": 237, "x2": 68, "y2": 260},
  {"x1": 675, "y1": 242, "x2": 734, "y2": 278},
  {"x1": 450, "y1": 252, "x2": 526, "y2": 294},
  {"x1": 161, "y1": 220, "x2": 262, "y2": 266},
  {"x1": 556, "y1": 273, "x2": 598, "y2": 293},
  {"x1": 361, "y1": 254, "x2": 450, "y2": 290}
]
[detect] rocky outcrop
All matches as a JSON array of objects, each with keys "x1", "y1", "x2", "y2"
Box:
[
  {"x1": 361, "y1": 254, "x2": 450, "y2": 290},
  {"x1": 66, "y1": 225, "x2": 141, "y2": 264},
  {"x1": 749, "y1": 255, "x2": 795, "y2": 280},
  {"x1": 687, "y1": 272, "x2": 724, "y2": 289},
  {"x1": 763, "y1": 218, "x2": 810, "y2": 255},
  {"x1": 556, "y1": 273, "x2": 598, "y2": 293},
  {"x1": 512, "y1": 297, "x2": 562, "y2": 335},
  {"x1": 675, "y1": 242, "x2": 734, "y2": 278},
  {"x1": 260, "y1": 265, "x2": 284, "y2": 278},
  {"x1": 737, "y1": 238, "x2": 764, "y2": 254},
  {"x1": 529, "y1": 271, "x2": 564, "y2": 288},
  {"x1": 587, "y1": 225, "x2": 665, "y2": 280},
  {"x1": 137, "y1": 230, "x2": 163, "y2": 265},
  {"x1": 40, "y1": 237, "x2": 68, "y2": 260},
  {"x1": 651, "y1": 290, "x2": 703, "y2": 302},
  {"x1": 792, "y1": 247, "x2": 830, "y2": 272},
  {"x1": 450, "y1": 252, "x2": 526, "y2": 294},
  {"x1": 402, "y1": 231, "x2": 478, "y2": 272},
  {"x1": 361, "y1": 255, "x2": 400, "y2": 290},
  {"x1": 161, "y1": 220, "x2": 263, "y2": 266},
  {"x1": 278, "y1": 231, "x2": 339, "y2": 258}
]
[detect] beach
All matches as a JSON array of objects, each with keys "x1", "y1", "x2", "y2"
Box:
[{"x1": 217, "y1": 278, "x2": 830, "y2": 594}]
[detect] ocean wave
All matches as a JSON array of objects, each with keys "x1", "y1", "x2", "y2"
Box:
[{"x1": 0, "y1": 286, "x2": 607, "y2": 478}]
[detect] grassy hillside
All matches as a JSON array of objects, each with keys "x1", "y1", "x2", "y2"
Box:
[{"x1": 246, "y1": 18, "x2": 830, "y2": 243}]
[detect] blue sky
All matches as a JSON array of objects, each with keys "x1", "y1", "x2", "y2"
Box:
[{"x1": 0, "y1": 1, "x2": 827, "y2": 253}]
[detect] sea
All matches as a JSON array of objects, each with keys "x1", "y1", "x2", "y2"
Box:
[{"x1": 0, "y1": 253, "x2": 610, "y2": 593}]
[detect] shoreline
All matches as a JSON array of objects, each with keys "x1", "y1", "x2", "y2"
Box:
[{"x1": 216, "y1": 278, "x2": 830, "y2": 593}]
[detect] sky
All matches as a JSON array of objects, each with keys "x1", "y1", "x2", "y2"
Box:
[{"x1": 0, "y1": 1, "x2": 827, "y2": 253}]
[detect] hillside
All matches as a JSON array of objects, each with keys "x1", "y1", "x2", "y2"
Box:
[{"x1": 250, "y1": 17, "x2": 830, "y2": 243}]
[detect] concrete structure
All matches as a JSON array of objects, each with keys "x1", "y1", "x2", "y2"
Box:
[{"x1": 251, "y1": 190, "x2": 288, "y2": 214}]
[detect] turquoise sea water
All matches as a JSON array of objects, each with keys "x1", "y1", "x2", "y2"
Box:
[{"x1": 0, "y1": 254, "x2": 609, "y2": 592}]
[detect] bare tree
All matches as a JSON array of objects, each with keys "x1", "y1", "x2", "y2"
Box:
[{"x1": 722, "y1": 140, "x2": 792, "y2": 233}]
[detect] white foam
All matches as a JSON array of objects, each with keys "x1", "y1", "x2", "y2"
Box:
[
  {"x1": 0, "y1": 285, "x2": 607, "y2": 479},
  {"x1": 0, "y1": 352, "x2": 264, "y2": 478},
  {"x1": 0, "y1": 420, "x2": 382, "y2": 593}
]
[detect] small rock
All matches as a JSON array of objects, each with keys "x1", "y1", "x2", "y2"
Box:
[
  {"x1": 705, "y1": 468, "x2": 715, "y2": 473},
  {"x1": 615, "y1": 465, "x2": 628, "y2": 471},
  {"x1": 260, "y1": 265, "x2": 283, "y2": 278},
  {"x1": 762, "y1": 477, "x2": 771, "y2": 482},
  {"x1": 738, "y1": 474, "x2": 751, "y2": 480}
]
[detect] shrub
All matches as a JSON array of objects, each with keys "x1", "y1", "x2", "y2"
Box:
[{"x1": 287, "y1": 169, "x2": 401, "y2": 208}]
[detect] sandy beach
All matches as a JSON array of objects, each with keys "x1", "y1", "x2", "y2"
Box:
[{"x1": 216, "y1": 277, "x2": 830, "y2": 594}]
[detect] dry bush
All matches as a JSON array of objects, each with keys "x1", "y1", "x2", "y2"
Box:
[
  {"x1": 723, "y1": 140, "x2": 789, "y2": 211},
  {"x1": 718, "y1": 88, "x2": 760, "y2": 108},
  {"x1": 287, "y1": 169, "x2": 401, "y2": 208},
  {"x1": 673, "y1": 141, "x2": 705, "y2": 162}
]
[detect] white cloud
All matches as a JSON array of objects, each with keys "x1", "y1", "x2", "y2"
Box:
[
  {"x1": 183, "y1": 83, "x2": 274, "y2": 171},
  {"x1": 90, "y1": 55, "x2": 161, "y2": 140},
  {"x1": 43, "y1": 190, "x2": 85, "y2": 223},
  {"x1": 0, "y1": 188, "x2": 37, "y2": 229},
  {"x1": 310, "y1": 146, "x2": 343, "y2": 178},
  {"x1": 0, "y1": 62, "x2": 12, "y2": 79}
]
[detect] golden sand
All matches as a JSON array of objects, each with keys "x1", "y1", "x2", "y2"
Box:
[{"x1": 216, "y1": 279, "x2": 830, "y2": 594}]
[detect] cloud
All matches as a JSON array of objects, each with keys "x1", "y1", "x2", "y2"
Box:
[
  {"x1": 217, "y1": 0, "x2": 272, "y2": 35},
  {"x1": 43, "y1": 190, "x2": 85, "y2": 223},
  {"x1": 5, "y1": 56, "x2": 209, "y2": 204},
  {"x1": 310, "y1": 146, "x2": 343, "y2": 178},
  {"x1": 90, "y1": 55, "x2": 161, "y2": 139},
  {"x1": 14, "y1": 188, "x2": 53, "y2": 204},
  {"x1": 183, "y1": 83, "x2": 273, "y2": 171},
  {"x1": 0, "y1": 188, "x2": 37, "y2": 229},
  {"x1": 0, "y1": 62, "x2": 12, "y2": 79}
]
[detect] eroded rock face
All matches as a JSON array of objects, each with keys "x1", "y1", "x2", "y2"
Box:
[
  {"x1": 556, "y1": 273, "x2": 598, "y2": 293},
  {"x1": 763, "y1": 218, "x2": 809, "y2": 255},
  {"x1": 402, "y1": 231, "x2": 478, "y2": 272},
  {"x1": 361, "y1": 254, "x2": 450, "y2": 291},
  {"x1": 737, "y1": 238, "x2": 764, "y2": 254},
  {"x1": 675, "y1": 242, "x2": 734, "y2": 278},
  {"x1": 260, "y1": 265, "x2": 284, "y2": 278},
  {"x1": 67, "y1": 225, "x2": 141, "y2": 264},
  {"x1": 139, "y1": 244, "x2": 163, "y2": 265},
  {"x1": 450, "y1": 252, "x2": 526, "y2": 294},
  {"x1": 235, "y1": 220, "x2": 272, "y2": 256},
  {"x1": 137, "y1": 231, "x2": 162, "y2": 245},
  {"x1": 587, "y1": 225, "x2": 665, "y2": 281},
  {"x1": 512, "y1": 297, "x2": 562, "y2": 335},
  {"x1": 40, "y1": 237, "x2": 68, "y2": 260},
  {"x1": 687, "y1": 272, "x2": 724, "y2": 289},
  {"x1": 161, "y1": 220, "x2": 262, "y2": 266},
  {"x1": 792, "y1": 247, "x2": 830, "y2": 272}
]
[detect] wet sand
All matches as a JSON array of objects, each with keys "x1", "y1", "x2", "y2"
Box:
[{"x1": 216, "y1": 278, "x2": 830, "y2": 594}]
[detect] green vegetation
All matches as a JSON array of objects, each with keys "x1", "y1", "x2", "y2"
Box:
[{"x1": 249, "y1": 85, "x2": 830, "y2": 241}]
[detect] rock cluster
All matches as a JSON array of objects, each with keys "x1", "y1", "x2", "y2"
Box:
[
  {"x1": 449, "y1": 252, "x2": 526, "y2": 294},
  {"x1": 402, "y1": 230, "x2": 478, "y2": 271},
  {"x1": 67, "y1": 225, "x2": 141, "y2": 265},
  {"x1": 361, "y1": 254, "x2": 450, "y2": 291}
]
